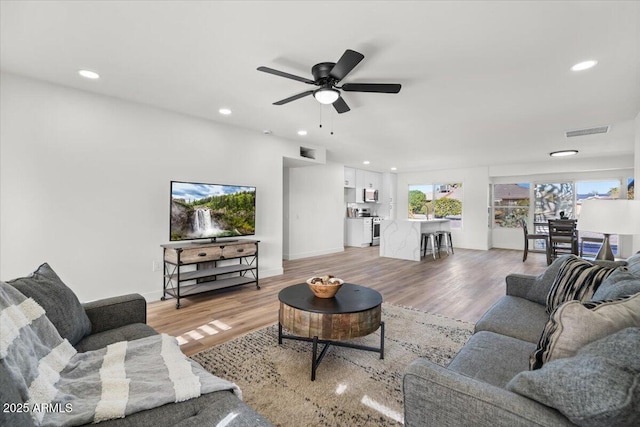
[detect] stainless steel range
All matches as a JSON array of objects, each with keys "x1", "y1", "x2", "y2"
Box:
[{"x1": 371, "y1": 217, "x2": 381, "y2": 246}]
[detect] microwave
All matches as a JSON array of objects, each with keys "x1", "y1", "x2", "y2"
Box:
[{"x1": 363, "y1": 188, "x2": 378, "y2": 203}]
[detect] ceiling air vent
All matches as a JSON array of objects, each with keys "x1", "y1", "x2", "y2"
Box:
[{"x1": 565, "y1": 126, "x2": 609, "y2": 138}]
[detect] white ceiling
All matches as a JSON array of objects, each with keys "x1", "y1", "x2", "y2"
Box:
[{"x1": 2, "y1": 1, "x2": 639, "y2": 173}]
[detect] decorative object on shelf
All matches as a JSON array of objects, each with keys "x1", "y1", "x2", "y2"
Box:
[
  {"x1": 577, "y1": 199, "x2": 640, "y2": 260},
  {"x1": 306, "y1": 276, "x2": 344, "y2": 298}
]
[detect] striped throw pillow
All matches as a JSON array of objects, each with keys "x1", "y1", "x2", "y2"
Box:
[
  {"x1": 530, "y1": 293, "x2": 640, "y2": 370},
  {"x1": 545, "y1": 255, "x2": 617, "y2": 315}
]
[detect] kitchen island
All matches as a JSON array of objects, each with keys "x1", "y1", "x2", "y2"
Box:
[{"x1": 380, "y1": 219, "x2": 450, "y2": 261}]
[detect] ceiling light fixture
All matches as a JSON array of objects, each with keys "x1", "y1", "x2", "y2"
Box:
[
  {"x1": 297, "y1": 130, "x2": 308, "y2": 136},
  {"x1": 313, "y1": 87, "x2": 340, "y2": 105},
  {"x1": 218, "y1": 108, "x2": 232, "y2": 115},
  {"x1": 78, "y1": 69, "x2": 100, "y2": 79},
  {"x1": 571, "y1": 60, "x2": 597, "y2": 71},
  {"x1": 550, "y1": 150, "x2": 578, "y2": 157},
  {"x1": 390, "y1": 167, "x2": 397, "y2": 171},
  {"x1": 363, "y1": 160, "x2": 370, "y2": 165}
]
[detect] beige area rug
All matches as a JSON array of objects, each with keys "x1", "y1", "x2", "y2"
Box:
[{"x1": 191, "y1": 303, "x2": 474, "y2": 426}]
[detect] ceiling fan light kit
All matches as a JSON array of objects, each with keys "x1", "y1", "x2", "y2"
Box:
[
  {"x1": 258, "y1": 49, "x2": 401, "y2": 114},
  {"x1": 314, "y1": 87, "x2": 340, "y2": 104}
]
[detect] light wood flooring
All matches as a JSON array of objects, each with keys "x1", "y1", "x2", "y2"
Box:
[{"x1": 148, "y1": 246, "x2": 548, "y2": 356}]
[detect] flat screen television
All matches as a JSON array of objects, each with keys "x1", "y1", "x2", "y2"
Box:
[{"x1": 170, "y1": 181, "x2": 256, "y2": 242}]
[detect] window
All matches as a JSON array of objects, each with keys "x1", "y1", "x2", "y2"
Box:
[
  {"x1": 493, "y1": 183, "x2": 530, "y2": 228},
  {"x1": 409, "y1": 185, "x2": 433, "y2": 219},
  {"x1": 409, "y1": 183, "x2": 463, "y2": 228},
  {"x1": 576, "y1": 180, "x2": 620, "y2": 200},
  {"x1": 628, "y1": 177, "x2": 635, "y2": 200},
  {"x1": 534, "y1": 183, "x2": 574, "y2": 222}
]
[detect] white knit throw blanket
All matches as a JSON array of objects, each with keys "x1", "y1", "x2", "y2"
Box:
[{"x1": 0, "y1": 281, "x2": 240, "y2": 426}]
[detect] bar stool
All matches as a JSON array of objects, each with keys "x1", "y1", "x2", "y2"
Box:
[
  {"x1": 421, "y1": 232, "x2": 439, "y2": 260},
  {"x1": 435, "y1": 230, "x2": 454, "y2": 255}
]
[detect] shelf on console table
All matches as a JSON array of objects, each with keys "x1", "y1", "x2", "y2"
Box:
[{"x1": 161, "y1": 239, "x2": 260, "y2": 309}]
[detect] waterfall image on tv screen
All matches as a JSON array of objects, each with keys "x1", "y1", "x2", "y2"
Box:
[{"x1": 170, "y1": 181, "x2": 256, "y2": 241}]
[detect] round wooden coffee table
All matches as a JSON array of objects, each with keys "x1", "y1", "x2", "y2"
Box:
[{"x1": 278, "y1": 283, "x2": 384, "y2": 381}]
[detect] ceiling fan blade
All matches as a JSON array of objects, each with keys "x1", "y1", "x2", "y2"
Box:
[
  {"x1": 273, "y1": 90, "x2": 314, "y2": 105},
  {"x1": 341, "y1": 83, "x2": 402, "y2": 93},
  {"x1": 257, "y1": 66, "x2": 315, "y2": 84},
  {"x1": 329, "y1": 49, "x2": 364, "y2": 81},
  {"x1": 332, "y1": 96, "x2": 350, "y2": 114}
]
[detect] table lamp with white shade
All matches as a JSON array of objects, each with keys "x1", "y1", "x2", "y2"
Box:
[{"x1": 576, "y1": 199, "x2": 640, "y2": 261}]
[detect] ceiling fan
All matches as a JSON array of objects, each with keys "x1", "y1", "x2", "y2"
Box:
[{"x1": 257, "y1": 49, "x2": 401, "y2": 114}]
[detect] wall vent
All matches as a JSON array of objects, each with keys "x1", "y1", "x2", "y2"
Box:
[
  {"x1": 300, "y1": 147, "x2": 316, "y2": 160},
  {"x1": 565, "y1": 126, "x2": 609, "y2": 138}
]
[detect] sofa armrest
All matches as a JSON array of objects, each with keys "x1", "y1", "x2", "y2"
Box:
[
  {"x1": 83, "y1": 294, "x2": 147, "y2": 335},
  {"x1": 403, "y1": 358, "x2": 573, "y2": 427},
  {"x1": 505, "y1": 274, "x2": 537, "y2": 299}
]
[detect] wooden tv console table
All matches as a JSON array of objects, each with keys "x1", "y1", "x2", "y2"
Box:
[{"x1": 161, "y1": 239, "x2": 259, "y2": 309}]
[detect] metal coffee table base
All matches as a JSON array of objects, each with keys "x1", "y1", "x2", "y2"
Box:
[{"x1": 278, "y1": 321, "x2": 385, "y2": 381}]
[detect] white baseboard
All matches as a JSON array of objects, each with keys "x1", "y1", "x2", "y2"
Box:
[{"x1": 284, "y1": 246, "x2": 345, "y2": 261}]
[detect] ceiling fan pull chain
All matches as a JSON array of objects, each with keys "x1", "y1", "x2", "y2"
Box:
[
  {"x1": 331, "y1": 109, "x2": 334, "y2": 135},
  {"x1": 319, "y1": 104, "x2": 323, "y2": 128}
]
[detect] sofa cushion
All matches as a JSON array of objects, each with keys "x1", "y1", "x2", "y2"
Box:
[
  {"x1": 74, "y1": 323, "x2": 157, "y2": 352},
  {"x1": 592, "y1": 268, "x2": 640, "y2": 301},
  {"x1": 447, "y1": 331, "x2": 536, "y2": 388},
  {"x1": 525, "y1": 255, "x2": 572, "y2": 305},
  {"x1": 546, "y1": 256, "x2": 616, "y2": 314},
  {"x1": 530, "y1": 293, "x2": 640, "y2": 370},
  {"x1": 7, "y1": 263, "x2": 91, "y2": 345},
  {"x1": 474, "y1": 296, "x2": 549, "y2": 343},
  {"x1": 508, "y1": 327, "x2": 640, "y2": 427}
]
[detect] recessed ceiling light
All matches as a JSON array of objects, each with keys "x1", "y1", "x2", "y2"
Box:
[
  {"x1": 390, "y1": 167, "x2": 397, "y2": 171},
  {"x1": 550, "y1": 150, "x2": 578, "y2": 157},
  {"x1": 363, "y1": 161, "x2": 370, "y2": 165},
  {"x1": 263, "y1": 130, "x2": 272, "y2": 135},
  {"x1": 218, "y1": 108, "x2": 232, "y2": 115},
  {"x1": 78, "y1": 69, "x2": 100, "y2": 79},
  {"x1": 571, "y1": 60, "x2": 597, "y2": 71},
  {"x1": 297, "y1": 130, "x2": 307, "y2": 136}
]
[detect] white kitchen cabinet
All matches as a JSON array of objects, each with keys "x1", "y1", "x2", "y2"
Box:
[
  {"x1": 350, "y1": 168, "x2": 383, "y2": 203},
  {"x1": 344, "y1": 167, "x2": 356, "y2": 188},
  {"x1": 364, "y1": 171, "x2": 382, "y2": 190},
  {"x1": 345, "y1": 218, "x2": 372, "y2": 247}
]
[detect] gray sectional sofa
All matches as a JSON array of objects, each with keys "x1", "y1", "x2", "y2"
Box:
[
  {"x1": 404, "y1": 253, "x2": 640, "y2": 427},
  {"x1": 1, "y1": 263, "x2": 272, "y2": 427}
]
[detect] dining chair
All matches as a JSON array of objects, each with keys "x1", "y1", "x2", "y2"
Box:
[
  {"x1": 547, "y1": 219, "x2": 578, "y2": 264},
  {"x1": 521, "y1": 219, "x2": 548, "y2": 262}
]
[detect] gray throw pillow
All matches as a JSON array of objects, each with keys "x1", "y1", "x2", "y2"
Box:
[
  {"x1": 525, "y1": 255, "x2": 573, "y2": 306},
  {"x1": 626, "y1": 251, "x2": 640, "y2": 276},
  {"x1": 508, "y1": 327, "x2": 640, "y2": 427},
  {"x1": 592, "y1": 268, "x2": 640, "y2": 301},
  {"x1": 7, "y1": 263, "x2": 92, "y2": 345}
]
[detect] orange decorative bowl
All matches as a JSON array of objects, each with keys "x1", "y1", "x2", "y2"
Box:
[{"x1": 306, "y1": 277, "x2": 344, "y2": 298}]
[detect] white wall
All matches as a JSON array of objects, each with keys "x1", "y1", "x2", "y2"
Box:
[
  {"x1": 284, "y1": 163, "x2": 344, "y2": 259},
  {"x1": 397, "y1": 167, "x2": 490, "y2": 250},
  {"x1": 635, "y1": 112, "x2": 640, "y2": 252},
  {"x1": 0, "y1": 73, "x2": 307, "y2": 301}
]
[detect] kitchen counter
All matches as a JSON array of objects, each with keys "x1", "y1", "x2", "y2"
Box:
[{"x1": 379, "y1": 219, "x2": 450, "y2": 261}]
